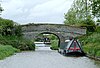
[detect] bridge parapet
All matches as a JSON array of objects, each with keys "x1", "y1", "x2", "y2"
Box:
[{"x1": 22, "y1": 24, "x2": 86, "y2": 35}]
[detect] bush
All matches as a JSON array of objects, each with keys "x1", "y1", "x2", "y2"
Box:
[
  {"x1": 0, "y1": 35, "x2": 35, "y2": 51},
  {"x1": 0, "y1": 45, "x2": 20, "y2": 60},
  {"x1": 83, "y1": 43, "x2": 100, "y2": 57},
  {"x1": 96, "y1": 51, "x2": 100, "y2": 57},
  {"x1": 50, "y1": 40, "x2": 58, "y2": 50},
  {"x1": 0, "y1": 18, "x2": 35, "y2": 51},
  {"x1": 96, "y1": 26, "x2": 100, "y2": 33},
  {"x1": 79, "y1": 32, "x2": 100, "y2": 57}
]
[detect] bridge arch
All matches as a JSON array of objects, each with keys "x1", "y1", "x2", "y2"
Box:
[
  {"x1": 23, "y1": 31, "x2": 66, "y2": 47},
  {"x1": 37, "y1": 32, "x2": 61, "y2": 47},
  {"x1": 22, "y1": 24, "x2": 86, "y2": 47}
]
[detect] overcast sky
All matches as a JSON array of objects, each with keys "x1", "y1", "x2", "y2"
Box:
[{"x1": 1, "y1": 0, "x2": 74, "y2": 24}]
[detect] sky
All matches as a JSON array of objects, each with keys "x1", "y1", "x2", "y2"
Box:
[{"x1": 1, "y1": 0, "x2": 74, "y2": 24}]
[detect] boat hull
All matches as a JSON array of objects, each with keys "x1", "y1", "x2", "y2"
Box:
[{"x1": 65, "y1": 51, "x2": 86, "y2": 56}]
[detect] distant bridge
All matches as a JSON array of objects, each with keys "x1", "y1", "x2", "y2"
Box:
[{"x1": 21, "y1": 24, "x2": 86, "y2": 47}]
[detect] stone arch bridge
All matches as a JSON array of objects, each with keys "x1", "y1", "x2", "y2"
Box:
[{"x1": 21, "y1": 24, "x2": 86, "y2": 47}]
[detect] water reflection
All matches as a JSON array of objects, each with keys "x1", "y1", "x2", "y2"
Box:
[{"x1": 35, "y1": 43, "x2": 51, "y2": 50}]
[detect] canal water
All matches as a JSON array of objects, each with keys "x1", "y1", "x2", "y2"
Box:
[{"x1": 0, "y1": 43, "x2": 100, "y2": 68}]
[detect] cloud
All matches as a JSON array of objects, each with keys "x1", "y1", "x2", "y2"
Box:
[{"x1": 1, "y1": 0, "x2": 74, "y2": 24}]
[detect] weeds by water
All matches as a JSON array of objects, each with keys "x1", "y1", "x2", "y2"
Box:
[
  {"x1": 0, "y1": 45, "x2": 20, "y2": 60},
  {"x1": 79, "y1": 27, "x2": 100, "y2": 57}
]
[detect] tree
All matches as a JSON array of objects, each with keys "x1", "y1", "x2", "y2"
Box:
[
  {"x1": 64, "y1": 0, "x2": 96, "y2": 33},
  {"x1": 89, "y1": 0, "x2": 100, "y2": 20},
  {"x1": 14, "y1": 25, "x2": 22, "y2": 36},
  {"x1": 0, "y1": 18, "x2": 14, "y2": 35},
  {"x1": 0, "y1": 18, "x2": 22, "y2": 36},
  {"x1": 64, "y1": 0, "x2": 94, "y2": 26},
  {"x1": 64, "y1": 8, "x2": 77, "y2": 25}
]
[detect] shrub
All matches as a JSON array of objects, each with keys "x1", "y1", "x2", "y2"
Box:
[
  {"x1": 78, "y1": 29, "x2": 100, "y2": 57},
  {"x1": 50, "y1": 40, "x2": 58, "y2": 50},
  {"x1": 96, "y1": 26, "x2": 100, "y2": 33},
  {"x1": 96, "y1": 51, "x2": 100, "y2": 57},
  {"x1": 0, "y1": 35, "x2": 35, "y2": 51}
]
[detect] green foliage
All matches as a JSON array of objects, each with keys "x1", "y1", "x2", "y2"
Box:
[
  {"x1": 48, "y1": 34, "x2": 58, "y2": 40},
  {"x1": 0, "y1": 18, "x2": 22, "y2": 36},
  {"x1": 79, "y1": 28, "x2": 100, "y2": 57},
  {"x1": 14, "y1": 25, "x2": 23, "y2": 36},
  {"x1": 64, "y1": 0, "x2": 96, "y2": 33},
  {"x1": 83, "y1": 20, "x2": 96, "y2": 33},
  {"x1": 0, "y1": 45, "x2": 20, "y2": 60},
  {"x1": 0, "y1": 35, "x2": 35, "y2": 51},
  {"x1": 0, "y1": 17, "x2": 35, "y2": 51},
  {"x1": 90, "y1": 0, "x2": 100, "y2": 19},
  {"x1": 81, "y1": 33, "x2": 100, "y2": 44},
  {"x1": 96, "y1": 26, "x2": 100, "y2": 33},
  {"x1": 96, "y1": 51, "x2": 100, "y2": 57},
  {"x1": 64, "y1": 9, "x2": 77, "y2": 25},
  {"x1": 50, "y1": 40, "x2": 58, "y2": 50},
  {"x1": 64, "y1": 0, "x2": 92, "y2": 25},
  {"x1": 83, "y1": 43, "x2": 100, "y2": 57}
]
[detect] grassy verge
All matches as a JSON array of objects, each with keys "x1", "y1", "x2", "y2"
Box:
[
  {"x1": 50, "y1": 40, "x2": 59, "y2": 50},
  {"x1": 79, "y1": 32, "x2": 100, "y2": 57},
  {"x1": 0, "y1": 35, "x2": 35, "y2": 59},
  {"x1": 0, "y1": 35, "x2": 35, "y2": 60},
  {"x1": 0, "y1": 45, "x2": 20, "y2": 60},
  {"x1": 0, "y1": 35, "x2": 35, "y2": 51}
]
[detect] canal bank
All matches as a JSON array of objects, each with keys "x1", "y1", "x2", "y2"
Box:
[
  {"x1": 86, "y1": 54, "x2": 100, "y2": 61},
  {"x1": 0, "y1": 45, "x2": 20, "y2": 60}
]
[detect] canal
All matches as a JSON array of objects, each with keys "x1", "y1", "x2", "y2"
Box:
[{"x1": 0, "y1": 43, "x2": 100, "y2": 68}]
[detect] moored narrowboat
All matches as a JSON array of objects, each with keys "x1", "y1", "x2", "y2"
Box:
[{"x1": 58, "y1": 39, "x2": 85, "y2": 56}]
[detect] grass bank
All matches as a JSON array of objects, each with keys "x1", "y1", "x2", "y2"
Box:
[
  {"x1": 0, "y1": 45, "x2": 20, "y2": 60},
  {"x1": 0, "y1": 35, "x2": 35, "y2": 60},
  {"x1": 79, "y1": 26, "x2": 100, "y2": 57}
]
